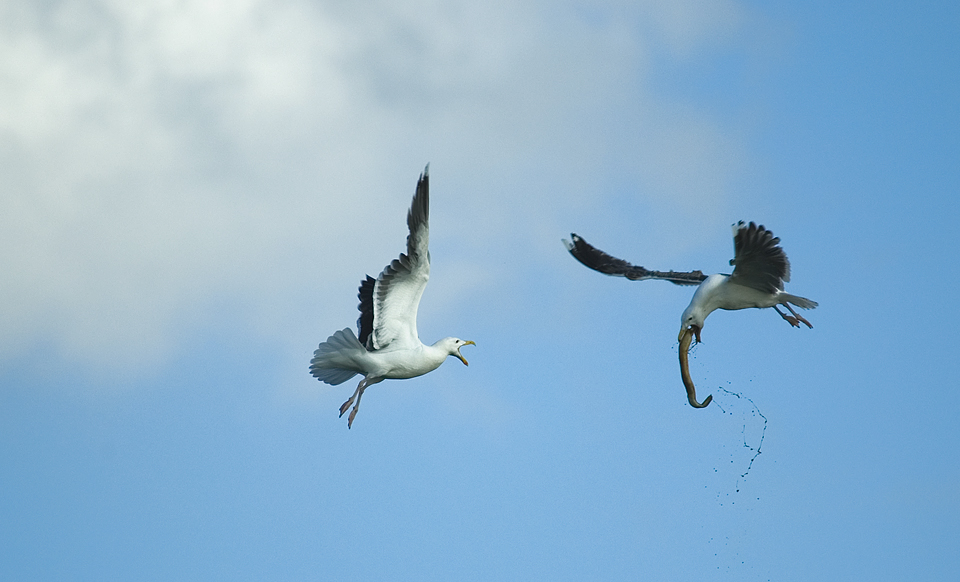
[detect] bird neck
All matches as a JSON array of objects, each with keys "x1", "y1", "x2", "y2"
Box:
[
  {"x1": 419, "y1": 340, "x2": 452, "y2": 364},
  {"x1": 687, "y1": 274, "x2": 729, "y2": 323}
]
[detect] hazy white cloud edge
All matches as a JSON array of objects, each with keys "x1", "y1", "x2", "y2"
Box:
[{"x1": 0, "y1": 0, "x2": 749, "y2": 378}]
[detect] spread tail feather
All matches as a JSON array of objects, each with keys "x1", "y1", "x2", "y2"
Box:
[
  {"x1": 782, "y1": 293, "x2": 818, "y2": 309},
  {"x1": 310, "y1": 328, "x2": 365, "y2": 385}
]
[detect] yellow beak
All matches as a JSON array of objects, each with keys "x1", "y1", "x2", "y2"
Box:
[{"x1": 456, "y1": 340, "x2": 476, "y2": 366}]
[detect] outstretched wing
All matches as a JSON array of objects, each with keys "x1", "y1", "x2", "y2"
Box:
[
  {"x1": 728, "y1": 221, "x2": 790, "y2": 294},
  {"x1": 563, "y1": 233, "x2": 706, "y2": 286},
  {"x1": 357, "y1": 166, "x2": 431, "y2": 351}
]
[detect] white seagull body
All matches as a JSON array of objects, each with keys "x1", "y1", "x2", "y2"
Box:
[
  {"x1": 310, "y1": 166, "x2": 474, "y2": 428},
  {"x1": 564, "y1": 221, "x2": 817, "y2": 408}
]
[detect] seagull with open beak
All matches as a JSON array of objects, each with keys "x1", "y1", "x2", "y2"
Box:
[{"x1": 310, "y1": 165, "x2": 476, "y2": 427}]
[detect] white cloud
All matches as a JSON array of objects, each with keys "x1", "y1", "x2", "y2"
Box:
[
  {"x1": 0, "y1": 0, "x2": 754, "y2": 376},
  {"x1": 639, "y1": 0, "x2": 746, "y2": 57}
]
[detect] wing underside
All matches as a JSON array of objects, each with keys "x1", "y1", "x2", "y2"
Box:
[{"x1": 357, "y1": 166, "x2": 431, "y2": 351}]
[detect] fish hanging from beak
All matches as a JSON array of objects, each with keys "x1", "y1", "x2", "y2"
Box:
[{"x1": 678, "y1": 327, "x2": 712, "y2": 408}]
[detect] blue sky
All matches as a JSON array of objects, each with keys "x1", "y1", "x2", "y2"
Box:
[{"x1": 1, "y1": 0, "x2": 958, "y2": 580}]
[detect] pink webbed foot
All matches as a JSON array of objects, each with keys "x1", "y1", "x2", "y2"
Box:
[
  {"x1": 774, "y1": 306, "x2": 801, "y2": 328},
  {"x1": 786, "y1": 304, "x2": 814, "y2": 329},
  {"x1": 339, "y1": 396, "x2": 355, "y2": 418},
  {"x1": 347, "y1": 405, "x2": 360, "y2": 429}
]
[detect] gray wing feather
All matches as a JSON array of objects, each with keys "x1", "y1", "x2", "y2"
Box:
[
  {"x1": 563, "y1": 233, "x2": 706, "y2": 286},
  {"x1": 728, "y1": 221, "x2": 790, "y2": 294},
  {"x1": 369, "y1": 166, "x2": 431, "y2": 351}
]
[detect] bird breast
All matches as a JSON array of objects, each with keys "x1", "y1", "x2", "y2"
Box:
[{"x1": 366, "y1": 344, "x2": 447, "y2": 379}]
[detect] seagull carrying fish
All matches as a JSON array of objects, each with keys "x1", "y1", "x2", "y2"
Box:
[
  {"x1": 310, "y1": 165, "x2": 475, "y2": 428},
  {"x1": 564, "y1": 221, "x2": 817, "y2": 408}
]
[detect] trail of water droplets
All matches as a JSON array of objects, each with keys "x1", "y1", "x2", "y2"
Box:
[{"x1": 714, "y1": 387, "x2": 767, "y2": 492}]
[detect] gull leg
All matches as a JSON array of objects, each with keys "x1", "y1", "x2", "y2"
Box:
[
  {"x1": 774, "y1": 305, "x2": 800, "y2": 328},
  {"x1": 786, "y1": 303, "x2": 813, "y2": 329},
  {"x1": 340, "y1": 376, "x2": 383, "y2": 429},
  {"x1": 339, "y1": 384, "x2": 361, "y2": 418},
  {"x1": 347, "y1": 383, "x2": 367, "y2": 429}
]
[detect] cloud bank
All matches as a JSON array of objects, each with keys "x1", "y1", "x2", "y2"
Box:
[{"x1": 0, "y1": 0, "x2": 749, "y2": 375}]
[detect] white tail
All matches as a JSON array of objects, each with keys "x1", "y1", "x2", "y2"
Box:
[
  {"x1": 782, "y1": 293, "x2": 818, "y2": 310},
  {"x1": 310, "y1": 328, "x2": 365, "y2": 385}
]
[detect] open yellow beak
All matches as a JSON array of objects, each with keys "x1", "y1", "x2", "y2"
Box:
[{"x1": 456, "y1": 340, "x2": 476, "y2": 366}]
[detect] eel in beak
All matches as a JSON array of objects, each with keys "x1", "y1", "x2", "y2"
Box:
[
  {"x1": 455, "y1": 340, "x2": 476, "y2": 366},
  {"x1": 678, "y1": 327, "x2": 712, "y2": 408}
]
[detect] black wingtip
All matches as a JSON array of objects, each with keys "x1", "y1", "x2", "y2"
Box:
[{"x1": 356, "y1": 275, "x2": 376, "y2": 348}]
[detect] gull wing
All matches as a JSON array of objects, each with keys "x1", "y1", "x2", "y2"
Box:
[
  {"x1": 356, "y1": 166, "x2": 431, "y2": 351},
  {"x1": 728, "y1": 221, "x2": 790, "y2": 294},
  {"x1": 563, "y1": 233, "x2": 706, "y2": 286}
]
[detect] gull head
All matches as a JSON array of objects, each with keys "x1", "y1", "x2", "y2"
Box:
[
  {"x1": 679, "y1": 307, "x2": 704, "y2": 344},
  {"x1": 443, "y1": 338, "x2": 476, "y2": 365},
  {"x1": 679, "y1": 273, "x2": 727, "y2": 343}
]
